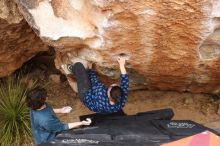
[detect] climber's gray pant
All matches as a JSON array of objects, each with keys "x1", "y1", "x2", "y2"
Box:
[{"x1": 71, "y1": 62, "x2": 91, "y2": 101}]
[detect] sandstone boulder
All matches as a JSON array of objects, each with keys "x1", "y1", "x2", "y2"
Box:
[
  {"x1": 0, "y1": 0, "x2": 48, "y2": 77},
  {"x1": 15, "y1": 0, "x2": 220, "y2": 93}
]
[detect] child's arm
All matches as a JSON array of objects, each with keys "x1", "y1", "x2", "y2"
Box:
[
  {"x1": 68, "y1": 118, "x2": 92, "y2": 129},
  {"x1": 42, "y1": 118, "x2": 91, "y2": 132},
  {"x1": 53, "y1": 106, "x2": 72, "y2": 114}
]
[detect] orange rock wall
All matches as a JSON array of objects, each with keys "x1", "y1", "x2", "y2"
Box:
[
  {"x1": 14, "y1": 0, "x2": 220, "y2": 93},
  {"x1": 0, "y1": 0, "x2": 48, "y2": 76}
]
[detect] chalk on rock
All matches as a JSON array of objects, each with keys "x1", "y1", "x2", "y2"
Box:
[
  {"x1": 112, "y1": 53, "x2": 131, "y2": 61},
  {"x1": 69, "y1": 57, "x2": 88, "y2": 69},
  {"x1": 61, "y1": 64, "x2": 72, "y2": 75}
]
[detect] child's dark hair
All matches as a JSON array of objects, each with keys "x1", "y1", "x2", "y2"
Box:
[
  {"x1": 110, "y1": 86, "x2": 124, "y2": 105},
  {"x1": 26, "y1": 87, "x2": 47, "y2": 110}
]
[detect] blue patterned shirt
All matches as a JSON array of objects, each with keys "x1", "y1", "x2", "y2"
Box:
[{"x1": 83, "y1": 69, "x2": 129, "y2": 114}]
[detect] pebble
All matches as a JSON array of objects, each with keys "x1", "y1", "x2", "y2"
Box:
[
  {"x1": 184, "y1": 97, "x2": 194, "y2": 105},
  {"x1": 49, "y1": 74, "x2": 61, "y2": 84}
]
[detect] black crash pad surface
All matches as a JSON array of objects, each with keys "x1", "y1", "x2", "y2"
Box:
[{"x1": 40, "y1": 108, "x2": 219, "y2": 146}]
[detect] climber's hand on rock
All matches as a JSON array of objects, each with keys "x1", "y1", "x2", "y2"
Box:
[
  {"x1": 117, "y1": 56, "x2": 126, "y2": 67},
  {"x1": 117, "y1": 56, "x2": 127, "y2": 74}
]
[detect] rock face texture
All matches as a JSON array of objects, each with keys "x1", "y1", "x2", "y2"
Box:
[
  {"x1": 14, "y1": 0, "x2": 220, "y2": 93},
  {"x1": 0, "y1": 0, "x2": 48, "y2": 77}
]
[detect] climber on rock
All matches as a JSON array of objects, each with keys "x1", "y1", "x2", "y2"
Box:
[{"x1": 63, "y1": 56, "x2": 129, "y2": 114}]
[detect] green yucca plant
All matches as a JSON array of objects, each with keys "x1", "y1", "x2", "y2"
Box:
[{"x1": 0, "y1": 75, "x2": 34, "y2": 146}]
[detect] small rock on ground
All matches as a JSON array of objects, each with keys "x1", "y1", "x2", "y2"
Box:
[{"x1": 49, "y1": 74, "x2": 61, "y2": 84}]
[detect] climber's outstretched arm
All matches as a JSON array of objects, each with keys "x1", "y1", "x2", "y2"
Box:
[{"x1": 117, "y1": 56, "x2": 127, "y2": 74}]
